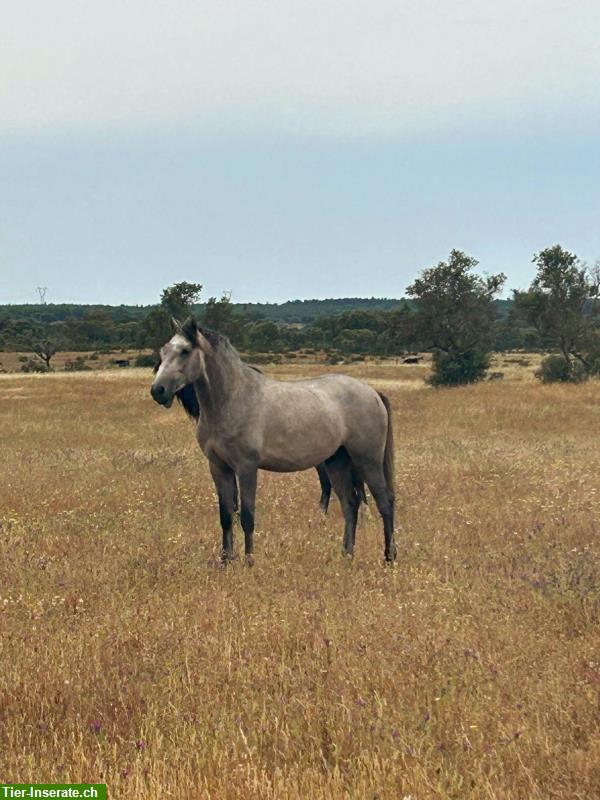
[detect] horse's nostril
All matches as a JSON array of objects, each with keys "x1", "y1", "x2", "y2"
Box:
[{"x1": 151, "y1": 383, "x2": 165, "y2": 400}]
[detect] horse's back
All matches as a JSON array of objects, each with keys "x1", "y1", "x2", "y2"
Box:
[
  {"x1": 263, "y1": 372, "x2": 381, "y2": 416},
  {"x1": 258, "y1": 373, "x2": 388, "y2": 469}
]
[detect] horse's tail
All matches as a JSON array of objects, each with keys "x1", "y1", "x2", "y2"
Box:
[{"x1": 377, "y1": 392, "x2": 395, "y2": 500}]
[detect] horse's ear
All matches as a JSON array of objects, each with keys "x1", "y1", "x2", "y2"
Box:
[
  {"x1": 170, "y1": 316, "x2": 183, "y2": 334},
  {"x1": 182, "y1": 316, "x2": 213, "y2": 354},
  {"x1": 196, "y1": 329, "x2": 214, "y2": 355}
]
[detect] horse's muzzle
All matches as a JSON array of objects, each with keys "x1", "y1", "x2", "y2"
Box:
[{"x1": 150, "y1": 383, "x2": 174, "y2": 407}]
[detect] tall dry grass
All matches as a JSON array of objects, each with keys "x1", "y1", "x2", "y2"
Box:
[{"x1": 1, "y1": 365, "x2": 599, "y2": 799}]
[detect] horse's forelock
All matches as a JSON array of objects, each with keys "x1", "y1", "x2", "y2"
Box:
[{"x1": 181, "y1": 317, "x2": 199, "y2": 345}]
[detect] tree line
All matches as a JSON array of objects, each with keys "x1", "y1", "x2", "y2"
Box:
[{"x1": 1, "y1": 244, "x2": 599, "y2": 385}]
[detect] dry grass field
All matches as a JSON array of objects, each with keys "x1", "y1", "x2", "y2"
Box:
[
  {"x1": 1, "y1": 361, "x2": 600, "y2": 799},
  {"x1": 0, "y1": 349, "x2": 147, "y2": 373}
]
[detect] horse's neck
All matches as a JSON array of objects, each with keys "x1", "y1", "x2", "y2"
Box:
[{"x1": 194, "y1": 349, "x2": 258, "y2": 419}]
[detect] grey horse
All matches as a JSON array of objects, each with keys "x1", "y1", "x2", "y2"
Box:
[
  {"x1": 160, "y1": 366, "x2": 334, "y2": 513},
  {"x1": 151, "y1": 317, "x2": 396, "y2": 563}
]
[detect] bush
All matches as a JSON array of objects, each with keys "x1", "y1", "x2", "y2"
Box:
[
  {"x1": 20, "y1": 359, "x2": 48, "y2": 373},
  {"x1": 429, "y1": 350, "x2": 490, "y2": 387},
  {"x1": 246, "y1": 353, "x2": 282, "y2": 365},
  {"x1": 134, "y1": 353, "x2": 157, "y2": 368},
  {"x1": 64, "y1": 357, "x2": 91, "y2": 372},
  {"x1": 536, "y1": 355, "x2": 588, "y2": 383},
  {"x1": 589, "y1": 356, "x2": 600, "y2": 376}
]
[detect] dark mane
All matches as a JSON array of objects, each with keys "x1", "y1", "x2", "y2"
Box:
[
  {"x1": 199, "y1": 326, "x2": 224, "y2": 349},
  {"x1": 176, "y1": 383, "x2": 200, "y2": 420},
  {"x1": 181, "y1": 317, "x2": 224, "y2": 350}
]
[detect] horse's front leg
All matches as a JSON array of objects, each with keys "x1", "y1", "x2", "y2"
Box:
[
  {"x1": 238, "y1": 468, "x2": 258, "y2": 566},
  {"x1": 209, "y1": 460, "x2": 237, "y2": 562}
]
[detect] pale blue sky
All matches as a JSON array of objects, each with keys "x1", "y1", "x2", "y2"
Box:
[{"x1": 1, "y1": 1, "x2": 599, "y2": 304}]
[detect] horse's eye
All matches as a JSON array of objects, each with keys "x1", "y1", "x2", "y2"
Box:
[{"x1": 181, "y1": 348, "x2": 190, "y2": 357}]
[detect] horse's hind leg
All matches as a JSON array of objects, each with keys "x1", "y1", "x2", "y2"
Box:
[
  {"x1": 360, "y1": 461, "x2": 396, "y2": 562},
  {"x1": 209, "y1": 461, "x2": 237, "y2": 562},
  {"x1": 238, "y1": 468, "x2": 258, "y2": 566},
  {"x1": 316, "y1": 463, "x2": 332, "y2": 513},
  {"x1": 233, "y1": 477, "x2": 239, "y2": 513},
  {"x1": 324, "y1": 449, "x2": 360, "y2": 557}
]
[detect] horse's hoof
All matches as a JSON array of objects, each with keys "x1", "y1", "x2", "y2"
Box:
[
  {"x1": 342, "y1": 548, "x2": 354, "y2": 559},
  {"x1": 245, "y1": 554, "x2": 255, "y2": 567}
]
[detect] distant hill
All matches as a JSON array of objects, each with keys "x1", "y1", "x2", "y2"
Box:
[
  {"x1": 0, "y1": 296, "x2": 515, "y2": 326},
  {"x1": 230, "y1": 297, "x2": 404, "y2": 322},
  {"x1": 0, "y1": 304, "x2": 149, "y2": 324},
  {"x1": 0, "y1": 297, "x2": 406, "y2": 324}
]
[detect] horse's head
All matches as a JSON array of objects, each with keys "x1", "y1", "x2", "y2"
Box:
[{"x1": 150, "y1": 317, "x2": 213, "y2": 408}]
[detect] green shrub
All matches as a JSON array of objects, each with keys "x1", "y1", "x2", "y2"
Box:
[
  {"x1": 536, "y1": 355, "x2": 587, "y2": 383},
  {"x1": 429, "y1": 350, "x2": 490, "y2": 387},
  {"x1": 134, "y1": 353, "x2": 157, "y2": 368}
]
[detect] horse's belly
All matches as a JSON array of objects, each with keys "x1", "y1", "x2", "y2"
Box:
[
  {"x1": 258, "y1": 456, "x2": 326, "y2": 472},
  {"x1": 258, "y1": 456, "x2": 316, "y2": 472},
  {"x1": 258, "y1": 437, "x2": 339, "y2": 472}
]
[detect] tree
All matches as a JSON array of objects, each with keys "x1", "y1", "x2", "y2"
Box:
[
  {"x1": 378, "y1": 303, "x2": 416, "y2": 354},
  {"x1": 63, "y1": 309, "x2": 116, "y2": 349},
  {"x1": 138, "y1": 281, "x2": 203, "y2": 354},
  {"x1": 246, "y1": 320, "x2": 280, "y2": 352},
  {"x1": 201, "y1": 295, "x2": 247, "y2": 346},
  {"x1": 30, "y1": 336, "x2": 64, "y2": 370},
  {"x1": 406, "y1": 250, "x2": 506, "y2": 386},
  {"x1": 337, "y1": 328, "x2": 377, "y2": 355},
  {"x1": 513, "y1": 245, "x2": 600, "y2": 375},
  {"x1": 160, "y1": 282, "x2": 202, "y2": 319}
]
